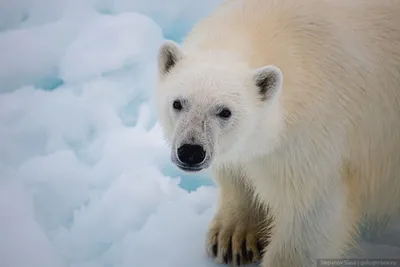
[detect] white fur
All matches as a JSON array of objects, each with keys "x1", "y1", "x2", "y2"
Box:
[{"x1": 155, "y1": 0, "x2": 400, "y2": 266}]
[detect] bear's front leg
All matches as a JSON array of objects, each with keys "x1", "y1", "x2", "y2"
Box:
[
  {"x1": 260, "y1": 183, "x2": 359, "y2": 267},
  {"x1": 206, "y1": 165, "x2": 271, "y2": 266}
]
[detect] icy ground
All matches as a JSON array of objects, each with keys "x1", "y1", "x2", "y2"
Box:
[{"x1": 0, "y1": 1, "x2": 399, "y2": 267}]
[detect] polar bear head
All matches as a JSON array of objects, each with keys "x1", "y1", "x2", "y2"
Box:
[{"x1": 155, "y1": 40, "x2": 285, "y2": 172}]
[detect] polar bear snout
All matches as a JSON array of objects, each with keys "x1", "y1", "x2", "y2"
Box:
[
  {"x1": 169, "y1": 112, "x2": 216, "y2": 172},
  {"x1": 177, "y1": 144, "x2": 206, "y2": 165},
  {"x1": 173, "y1": 143, "x2": 210, "y2": 172},
  {"x1": 171, "y1": 136, "x2": 211, "y2": 172}
]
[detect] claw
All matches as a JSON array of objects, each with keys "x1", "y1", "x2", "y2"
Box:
[
  {"x1": 248, "y1": 250, "x2": 253, "y2": 262},
  {"x1": 257, "y1": 241, "x2": 263, "y2": 254},
  {"x1": 227, "y1": 240, "x2": 232, "y2": 262},
  {"x1": 212, "y1": 244, "x2": 218, "y2": 257},
  {"x1": 235, "y1": 254, "x2": 240, "y2": 266},
  {"x1": 241, "y1": 241, "x2": 248, "y2": 262}
]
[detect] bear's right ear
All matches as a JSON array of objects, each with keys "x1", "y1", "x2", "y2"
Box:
[{"x1": 158, "y1": 40, "x2": 183, "y2": 76}]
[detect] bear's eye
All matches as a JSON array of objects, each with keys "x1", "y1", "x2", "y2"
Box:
[
  {"x1": 172, "y1": 100, "x2": 183, "y2": 111},
  {"x1": 218, "y1": 108, "x2": 231, "y2": 119}
]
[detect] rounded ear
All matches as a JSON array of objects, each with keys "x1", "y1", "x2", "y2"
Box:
[
  {"x1": 158, "y1": 40, "x2": 183, "y2": 76},
  {"x1": 253, "y1": 65, "x2": 283, "y2": 101}
]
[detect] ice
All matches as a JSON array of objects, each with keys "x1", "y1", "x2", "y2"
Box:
[
  {"x1": 0, "y1": 1, "x2": 399, "y2": 267},
  {"x1": 0, "y1": 180, "x2": 64, "y2": 267},
  {"x1": 59, "y1": 12, "x2": 163, "y2": 83},
  {"x1": 0, "y1": 0, "x2": 92, "y2": 31},
  {"x1": 106, "y1": 0, "x2": 224, "y2": 40},
  {"x1": 0, "y1": 17, "x2": 78, "y2": 92},
  {"x1": 0, "y1": 0, "x2": 222, "y2": 40}
]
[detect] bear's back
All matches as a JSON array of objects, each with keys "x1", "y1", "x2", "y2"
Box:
[{"x1": 180, "y1": 0, "x2": 400, "y2": 130}]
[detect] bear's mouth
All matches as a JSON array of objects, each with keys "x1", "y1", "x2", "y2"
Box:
[{"x1": 175, "y1": 163, "x2": 204, "y2": 172}]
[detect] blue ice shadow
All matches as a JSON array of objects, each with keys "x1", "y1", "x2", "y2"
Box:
[
  {"x1": 159, "y1": 162, "x2": 215, "y2": 192},
  {"x1": 34, "y1": 76, "x2": 64, "y2": 91}
]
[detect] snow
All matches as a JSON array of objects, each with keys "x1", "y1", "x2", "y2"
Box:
[{"x1": 0, "y1": 1, "x2": 398, "y2": 267}]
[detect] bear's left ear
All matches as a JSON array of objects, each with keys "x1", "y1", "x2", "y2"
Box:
[
  {"x1": 158, "y1": 40, "x2": 184, "y2": 76},
  {"x1": 253, "y1": 65, "x2": 283, "y2": 101}
]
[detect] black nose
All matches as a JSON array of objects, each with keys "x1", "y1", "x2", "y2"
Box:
[{"x1": 177, "y1": 144, "x2": 206, "y2": 165}]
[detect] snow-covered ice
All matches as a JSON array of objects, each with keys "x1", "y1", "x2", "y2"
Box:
[{"x1": 0, "y1": 1, "x2": 399, "y2": 267}]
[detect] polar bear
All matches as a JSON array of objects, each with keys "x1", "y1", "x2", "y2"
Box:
[{"x1": 154, "y1": 0, "x2": 400, "y2": 266}]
